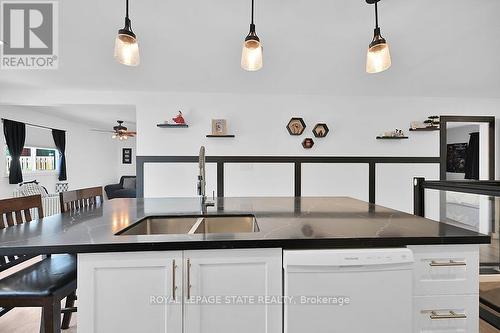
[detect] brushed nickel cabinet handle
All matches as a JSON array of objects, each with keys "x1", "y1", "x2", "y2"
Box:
[
  {"x1": 187, "y1": 258, "x2": 191, "y2": 300},
  {"x1": 172, "y1": 259, "x2": 177, "y2": 301},
  {"x1": 429, "y1": 260, "x2": 466, "y2": 267},
  {"x1": 430, "y1": 311, "x2": 467, "y2": 320}
]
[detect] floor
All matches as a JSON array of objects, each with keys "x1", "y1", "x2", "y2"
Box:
[
  {"x1": 480, "y1": 238, "x2": 500, "y2": 266},
  {"x1": 0, "y1": 308, "x2": 76, "y2": 333}
]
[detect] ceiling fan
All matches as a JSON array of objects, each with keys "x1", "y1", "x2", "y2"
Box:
[{"x1": 91, "y1": 120, "x2": 136, "y2": 140}]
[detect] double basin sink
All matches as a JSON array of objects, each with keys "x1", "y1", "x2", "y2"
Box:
[{"x1": 116, "y1": 215, "x2": 259, "y2": 236}]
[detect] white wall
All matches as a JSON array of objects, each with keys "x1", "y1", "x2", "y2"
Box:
[
  {"x1": 0, "y1": 105, "x2": 127, "y2": 199},
  {"x1": 0, "y1": 90, "x2": 499, "y2": 214}
]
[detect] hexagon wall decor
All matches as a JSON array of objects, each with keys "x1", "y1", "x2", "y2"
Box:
[
  {"x1": 302, "y1": 138, "x2": 314, "y2": 149},
  {"x1": 286, "y1": 118, "x2": 306, "y2": 136},
  {"x1": 313, "y1": 123, "x2": 329, "y2": 138}
]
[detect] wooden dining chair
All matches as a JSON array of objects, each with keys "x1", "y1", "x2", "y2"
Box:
[
  {"x1": 57, "y1": 186, "x2": 103, "y2": 328},
  {"x1": 59, "y1": 186, "x2": 103, "y2": 213},
  {"x1": 0, "y1": 195, "x2": 77, "y2": 332}
]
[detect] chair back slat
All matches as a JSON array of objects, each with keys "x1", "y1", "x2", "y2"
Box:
[
  {"x1": 0, "y1": 195, "x2": 43, "y2": 272},
  {"x1": 60, "y1": 186, "x2": 103, "y2": 213},
  {"x1": 15, "y1": 211, "x2": 22, "y2": 224},
  {"x1": 23, "y1": 209, "x2": 32, "y2": 222},
  {"x1": 5, "y1": 213, "x2": 14, "y2": 227}
]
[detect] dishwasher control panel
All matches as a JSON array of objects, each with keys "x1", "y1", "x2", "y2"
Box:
[{"x1": 284, "y1": 248, "x2": 414, "y2": 267}]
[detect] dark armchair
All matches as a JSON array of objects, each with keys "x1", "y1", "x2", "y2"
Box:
[{"x1": 105, "y1": 176, "x2": 136, "y2": 199}]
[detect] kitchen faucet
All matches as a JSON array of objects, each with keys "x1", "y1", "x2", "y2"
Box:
[{"x1": 198, "y1": 146, "x2": 215, "y2": 212}]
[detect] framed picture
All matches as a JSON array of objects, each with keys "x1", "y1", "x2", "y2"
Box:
[
  {"x1": 211, "y1": 119, "x2": 227, "y2": 136},
  {"x1": 302, "y1": 138, "x2": 315, "y2": 149},
  {"x1": 286, "y1": 118, "x2": 306, "y2": 136},
  {"x1": 122, "y1": 148, "x2": 132, "y2": 164},
  {"x1": 446, "y1": 143, "x2": 467, "y2": 173},
  {"x1": 313, "y1": 123, "x2": 329, "y2": 138}
]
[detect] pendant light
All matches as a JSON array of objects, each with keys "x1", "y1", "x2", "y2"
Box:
[
  {"x1": 366, "y1": 0, "x2": 391, "y2": 74},
  {"x1": 114, "y1": 0, "x2": 140, "y2": 66},
  {"x1": 241, "y1": 0, "x2": 263, "y2": 71}
]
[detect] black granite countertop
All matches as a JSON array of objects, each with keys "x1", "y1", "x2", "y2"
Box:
[{"x1": 0, "y1": 197, "x2": 490, "y2": 255}]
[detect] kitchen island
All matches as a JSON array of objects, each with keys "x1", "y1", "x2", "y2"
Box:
[{"x1": 0, "y1": 197, "x2": 491, "y2": 333}]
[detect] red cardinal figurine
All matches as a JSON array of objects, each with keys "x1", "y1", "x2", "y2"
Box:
[{"x1": 172, "y1": 111, "x2": 186, "y2": 124}]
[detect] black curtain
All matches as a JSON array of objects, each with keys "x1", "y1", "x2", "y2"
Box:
[
  {"x1": 465, "y1": 132, "x2": 480, "y2": 180},
  {"x1": 52, "y1": 129, "x2": 67, "y2": 181},
  {"x1": 3, "y1": 119, "x2": 26, "y2": 184}
]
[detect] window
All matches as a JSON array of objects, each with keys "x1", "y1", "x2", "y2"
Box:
[{"x1": 5, "y1": 146, "x2": 59, "y2": 175}]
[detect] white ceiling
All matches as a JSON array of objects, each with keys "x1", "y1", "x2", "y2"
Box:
[
  {"x1": 39, "y1": 104, "x2": 136, "y2": 131},
  {"x1": 1, "y1": 0, "x2": 499, "y2": 98}
]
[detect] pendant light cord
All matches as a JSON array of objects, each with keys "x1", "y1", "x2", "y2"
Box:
[
  {"x1": 374, "y1": 2, "x2": 379, "y2": 29},
  {"x1": 126, "y1": 0, "x2": 129, "y2": 19},
  {"x1": 251, "y1": 0, "x2": 254, "y2": 24}
]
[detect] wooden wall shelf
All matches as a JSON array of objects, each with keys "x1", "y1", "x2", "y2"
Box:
[
  {"x1": 376, "y1": 136, "x2": 409, "y2": 140},
  {"x1": 157, "y1": 124, "x2": 189, "y2": 128},
  {"x1": 409, "y1": 127, "x2": 439, "y2": 131},
  {"x1": 206, "y1": 134, "x2": 235, "y2": 138}
]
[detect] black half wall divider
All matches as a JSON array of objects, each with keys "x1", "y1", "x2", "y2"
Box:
[{"x1": 136, "y1": 156, "x2": 440, "y2": 203}]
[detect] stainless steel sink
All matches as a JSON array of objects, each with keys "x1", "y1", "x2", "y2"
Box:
[
  {"x1": 192, "y1": 216, "x2": 259, "y2": 234},
  {"x1": 116, "y1": 215, "x2": 259, "y2": 236}
]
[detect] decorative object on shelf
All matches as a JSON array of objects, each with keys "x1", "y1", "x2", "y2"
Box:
[
  {"x1": 302, "y1": 138, "x2": 315, "y2": 149},
  {"x1": 424, "y1": 115, "x2": 440, "y2": 128},
  {"x1": 410, "y1": 116, "x2": 440, "y2": 131},
  {"x1": 211, "y1": 119, "x2": 228, "y2": 136},
  {"x1": 287, "y1": 118, "x2": 306, "y2": 136},
  {"x1": 172, "y1": 111, "x2": 186, "y2": 125},
  {"x1": 157, "y1": 111, "x2": 189, "y2": 127},
  {"x1": 241, "y1": 0, "x2": 263, "y2": 71},
  {"x1": 207, "y1": 119, "x2": 234, "y2": 137},
  {"x1": 377, "y1": 129, "x2": 408, "y2": 139},
  {"x1": 122, "y1": 148, "x2": 132, "y2": 164},
  {"x1": 365, "y1": 0, "x2": 391, "y2": 74},
  {"x1": 114, "y1": 0, "x2": 140, "y2": 66},
  {"x1": 312, "y1": 123, "x2": 329, "y2": 138}
]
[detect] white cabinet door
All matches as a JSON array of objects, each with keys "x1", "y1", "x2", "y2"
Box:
[
  {"x1": 78, "y1": 251, "x2": 183, "y2": 333},
  {"x1": 184, "y1": 248, "x2": 282, "y2": 333}
]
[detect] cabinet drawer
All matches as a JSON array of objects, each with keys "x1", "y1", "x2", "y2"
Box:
[
  {"x1": 413, "y1": 295, "x2": 478, "y2": 333},
  {"x1": 408, "y1": 245, "x2": 479, "y2": 296}
]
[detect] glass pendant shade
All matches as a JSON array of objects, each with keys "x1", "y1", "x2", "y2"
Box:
[
  {"x1": 366, "y1": 28, "x2": 391, "y2": 73},
  {"x1": 114, "y1": 32, "x2": 140, "y2": 66},
  {"x1": 241, "y1": 38, "x2": 263, "y2": 71}
]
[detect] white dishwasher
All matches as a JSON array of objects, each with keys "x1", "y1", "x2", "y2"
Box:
[{"x1": 284, "y1": 248, "x2": 414, "y2": 333}]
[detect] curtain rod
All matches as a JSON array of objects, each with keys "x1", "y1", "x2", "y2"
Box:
[{"x1": 1, "y1": 118, "x2": 66, "y2": 132}]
